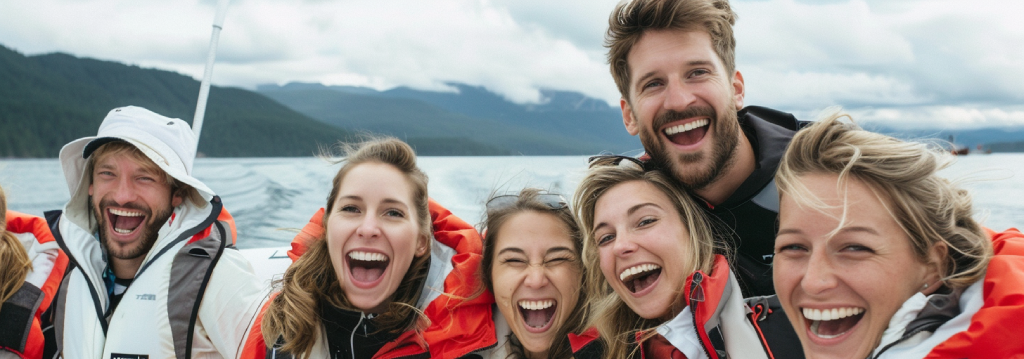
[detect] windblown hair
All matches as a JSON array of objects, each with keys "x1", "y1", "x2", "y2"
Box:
[
  {"x1": 776, "y1": 111, "x2": 993, "y2": 290},
  {"x1": 480, "y1": 188, "x2": 594, "y2": 358},
  {"x1": 573, "y1": 164, "x2": 719, "y2": 359},
  {"x1": 86, "y1": 141, "x2": 205, "y2": 208},
  {"x1": 261, "y1": 137, "x2": 432, "y2": 357},
  {"x1": 1, "y1": 185, "x2": 32, "y2": 307},
  {"x1": 606, "y1": 0, "x2": 738, "y2": 101}
]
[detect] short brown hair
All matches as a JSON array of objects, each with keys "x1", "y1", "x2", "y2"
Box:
[
  {"x1": 606, "y1": 0, "x2": 738, "y2": 101},
  {"x1": 86, "y1": 141, "x2": 205, "y2": 208}
]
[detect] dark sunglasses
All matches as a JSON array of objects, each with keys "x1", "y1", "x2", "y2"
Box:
[
  {"x1": 486, "y1": 193, "x2": 568, "y2": 213},
  {"x1": 587, "y1": 154, "x2": 647, "y2": 171}
]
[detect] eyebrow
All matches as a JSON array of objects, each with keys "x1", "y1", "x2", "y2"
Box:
[
  {"x1": 592, "y1": 202, "x2": 661, "y2": 233},
  {"x1": 546, "y1": 247, "x2": 575, "y2": 256},
  {"x1": 497, "y1": 247, "x2": 526, "y2": 256},
  {"x1": 632, "y1": 60, "x2": 718, "y2": 91},
  {"x1": 338, "y1": 196, "x2": 409, "y2": 206},
  {"x1": 777, "y1": 226, "x2": 881, "y2": 237}
]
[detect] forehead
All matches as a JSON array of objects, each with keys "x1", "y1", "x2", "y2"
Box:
[
  {"x1": 780, "y1": 173, "x2": 902, "y2": 238},
  {"x1": 495, "y1": 211, "x2": 574, "y2": 249},
  {"x1": 627, "y1": 29, "x2": 721, "y2": 78},
  {"x1": 337, "y1": 163, "x2": 415, "y2": 203},
  {"x1": 92, "y1": 148, "x2": 164, "y2": 175},
  {"x1": 595, "y1": 180, "x2": 672, "y2": 221}
]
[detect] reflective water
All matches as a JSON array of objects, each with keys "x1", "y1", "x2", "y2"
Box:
[{"x1": 2, "y1": 155, "x2": 1021, "y2": 249}]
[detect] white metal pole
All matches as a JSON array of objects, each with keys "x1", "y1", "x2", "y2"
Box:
[{"x1": 192, "y1": 0, "x2": 231, "y2": 153}]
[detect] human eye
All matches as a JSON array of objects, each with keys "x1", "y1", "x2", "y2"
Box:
[
  {"x1": 637, "y1": 217, "x2": 658, "y2": 228},
  {"x1": 501, "y1": 256, "x2": 528, "y2": 266},
  {"x1": 384, "y1": 208, "x2": 405, "y2": 218},
  {"x1": 640, "y1": 79, "x2": 664, "y2": 92},
  {"x1": 688, "y1": 68, "x2": 711, "y2": 78},
  {"x1": 775, "y1": 241, "x2": 807, "y2": 255},
  {"x1": 841, "y1": 244, "x2": 875, "y2": 254},
  {"x1": 545, "y1": 255, "x2": 575, "y2": 266},
  {"x1": 339, "y1": 205, "x2": 360, "y2": 213},
  {"x1": 596, "y1": 232, "x2": 615, "y2": 247},
  {"x1": 137, "y1": 175, "x2": 157, "y2": 183}
]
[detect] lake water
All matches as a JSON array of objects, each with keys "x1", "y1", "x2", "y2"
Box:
[{"x1": 2, "y1": 155, "x2": 1021, "y2": 249}]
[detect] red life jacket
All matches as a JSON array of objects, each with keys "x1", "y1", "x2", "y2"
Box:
[{"x1": 2, "y1": 211, "x2": 69, "y2": 359}]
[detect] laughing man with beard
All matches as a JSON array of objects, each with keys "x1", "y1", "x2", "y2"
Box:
[
  {"x1": 606, "y1": 0, "x2": 807, "y2": 298},
  {"x1": 44, "y1": 106, "x2": 263, "y2": 358}
]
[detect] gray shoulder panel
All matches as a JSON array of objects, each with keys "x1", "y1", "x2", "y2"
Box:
[{"x1": 749, "y1": 179, "x2": 780, "y2": 213}]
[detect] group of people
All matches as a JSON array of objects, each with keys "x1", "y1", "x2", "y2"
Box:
[{"x1": 2, "y1": 0, "x2": 1022, "y2": 358}]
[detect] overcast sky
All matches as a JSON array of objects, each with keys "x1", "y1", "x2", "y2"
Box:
[{"x1": 2, "y1": 0, "x2": 1022, "y2": 129}]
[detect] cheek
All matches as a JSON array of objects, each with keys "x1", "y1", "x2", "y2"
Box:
[{"x1": 598, "y1": 249, "x2": 617, "y2": 285}]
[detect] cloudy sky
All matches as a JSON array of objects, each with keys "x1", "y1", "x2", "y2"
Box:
[{"x1": 2, "y1": 0, "x2": 1022, "y2": 129}]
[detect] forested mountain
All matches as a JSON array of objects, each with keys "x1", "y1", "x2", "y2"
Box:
[
  {"x1": 0, "y1": 45, "x2": 351, "y2": 158},
  {"x1": 257, "y1": 82, "x2": 642, "y2": 155}
]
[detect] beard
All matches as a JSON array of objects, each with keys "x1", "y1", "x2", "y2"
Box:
[
  {"x1": 93, "y1": 198, "x2": 172, "y2": 261},
  {"x1": 639, "y1": 101, "x2": 740, "y2": 191}
]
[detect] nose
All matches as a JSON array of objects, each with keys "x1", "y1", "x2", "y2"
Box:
[
  {"x1": 662, "y1": 78, "x2": 697, "y2": 111},
  {"x1": 612, "y1": 232, "x2": 638, "y2": 257},
  {"x1": 800, "y1": 249, "x2": 838, "y2": 295},
  {"x1": 522, "y1": 265, "x2": 550, "y2": 289},
  {"x1": 356, "y1": 215, "x2": 381, "y2": 238},
  {"x1": 111, "y1": 177, "x2": 138, "y2": 205}
]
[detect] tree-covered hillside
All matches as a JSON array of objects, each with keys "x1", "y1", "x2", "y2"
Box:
[{"x1": 0, "y1": 45, "x2": 352, "y2": 158}]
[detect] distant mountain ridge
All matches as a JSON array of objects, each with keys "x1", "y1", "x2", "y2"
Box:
[
  {"x1": 2, "y1": 41, "x2": 1021, "y2": 158},
  {"x1": 0, "y1": 44, "x2": 353, "y2": 158},
  {"x1": 257, "y1": 82, "x2": 642, "y2": 155}
]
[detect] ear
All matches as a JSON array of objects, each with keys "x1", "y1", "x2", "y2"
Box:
[
  {"x1": 920, "y1": 241, "x2": 948, "y2": 295},
  {"x1": 415, "y1": 235, "x2": 430, "y2": 257},
  {"x1": 732, "y1": 70, "x2": 745, "y2": 110},
  {"x1": 171, "y1": 194, "x2": 183, "y2": 208},
  {"x1": 88, "y1": 184, "x2": 94, "y2": 197},
  {"x1": 621, "y1": 98, "x2": 640, "y2": 136}
]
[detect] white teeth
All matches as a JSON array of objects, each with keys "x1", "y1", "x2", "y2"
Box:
[
  {"x1": 802, "y1": 307, "x2": 863, "y2": 321},
  {"x1": 109, "y1": 208, "x2": 144, "y2": 217},
  {"x1": 518, "y1": 299, "x2": 555, "y2": 310},
  {"x1": 114, "y1": 228, "x2": 132, "y2": 234},
  {"x1": 619, "y1": 263, "x2": 661, "y2": 281},
  {"x1": 663, "y1": 118, "x2": 709, "y2": 135},
  {"x1": 348, "y1": 251, "x2": 388, "y2": 262}
]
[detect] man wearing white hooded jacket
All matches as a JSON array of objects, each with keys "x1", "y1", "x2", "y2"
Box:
[{"x1": 44, "y1": 106, "x2": 263, "y2": 358}]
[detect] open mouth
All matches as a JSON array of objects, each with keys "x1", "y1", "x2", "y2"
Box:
[
  {"x1": 107, "y1": 208, "x2": 145, "y2": 235},
  {"x1": 619, "y1": 263, "x2": 662, "y2": 293},
  {"x1": 803, "y1": 307, "x2": 865, "y2": 339},
  {"x1": 663, "y1": 118, "x2": 709, "y2": 147},
  {"x1": 347, "y1": 251, "x2": 390, "y2": 284},
  {"x1": 518, "y1": 299, "x2": 557, "y2": 331}
]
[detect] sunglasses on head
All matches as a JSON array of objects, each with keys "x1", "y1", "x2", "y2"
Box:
[
  {"x1": 587, "y1": 154, "x2": 647, "y2": 171},
  {"x1": 485, "y1": 193, "x2": 568, "y2": 213}
]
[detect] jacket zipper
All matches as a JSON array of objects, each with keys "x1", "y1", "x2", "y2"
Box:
[
  {"x1": 869, "y1": 326, "x2": 933, "y2": 359},
  {"x1": 688, "y1": 272, "x2": 714, "y2": 359},
  {"x1": 350, "y1": 312, "x2": 366, "y2": 359}
]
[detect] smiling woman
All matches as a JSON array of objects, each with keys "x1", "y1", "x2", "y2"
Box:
[
  {"x1": 774, "y1": 111, "x2": 1024, "y2": 358},
  {"x1": 245, "y1": 138, "x2": 435, "y2": 358},
  {"x1": 478, "y1": 188, "x2": 599, "y2": 359},
  {"x1": 573, "y1": 159, "x2": 782, "y2": 359}
]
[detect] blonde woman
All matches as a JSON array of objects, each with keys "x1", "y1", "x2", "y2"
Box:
[
  {"x1": 773, "y1": 112, "x2": 1024, "y2": 358},
  {"x1": 241, "y1": 138, "x2": 494, "y2": 359},
  {"x1": 574, "y1": 158, "x2": 790, "y2": 359},
  {"x1": 1, "y1": 186, "x2": 68, "y2": 359}
]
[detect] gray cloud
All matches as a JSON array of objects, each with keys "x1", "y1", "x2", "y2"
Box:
[{"x1": 0, "y1": 0, "x2": 1020, "y2": 129}]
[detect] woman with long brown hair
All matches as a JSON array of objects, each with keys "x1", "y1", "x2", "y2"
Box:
[
  {"x1": 241, "y1": 137, "x2": 491, "y2": 359},
  {"x1": 477, "y1": 188, "x2": 602, "y2": 358}
]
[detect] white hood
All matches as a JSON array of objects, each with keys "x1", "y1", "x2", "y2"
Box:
[{"x1": 58, "y1": 106, "x2": 215, "y2": 231}]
